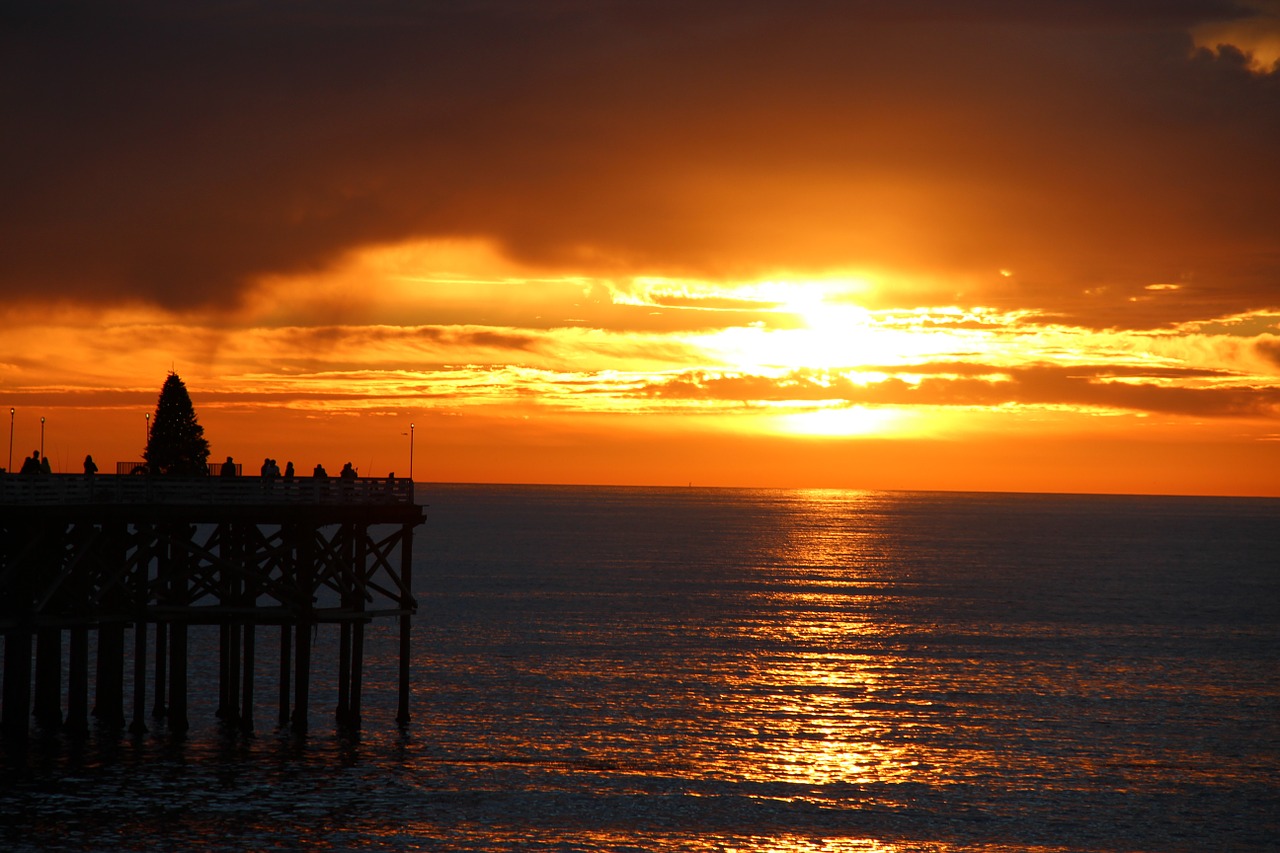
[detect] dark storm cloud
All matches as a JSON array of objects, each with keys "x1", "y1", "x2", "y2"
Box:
[{"x1": 2, "y1": 0, "x2": 1276, "y2": 325}]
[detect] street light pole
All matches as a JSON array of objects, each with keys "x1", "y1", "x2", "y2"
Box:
[
  {"x1": 7, "y1": 407, "x2": 12, "y2": 473},
  {"x1": 409, "y1": 423, "x2": 415, "y2": 483},
  {"x1": 40, "y1": 416, "x2": 45, "y2": 460},
  {"x1": 145, "y1": 412, "x2": 151, "y2": 446}
]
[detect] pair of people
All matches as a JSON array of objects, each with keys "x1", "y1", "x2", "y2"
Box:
[
  {"x1": 19, "y1": 450, "x2": 51, "y2": 475},
  {"x1": 313, "y1": 462, "x2": 358, "y2": 480}
]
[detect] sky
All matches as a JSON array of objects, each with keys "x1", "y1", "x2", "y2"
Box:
[{"x1": 2, "y1": 0, "x2": 1279, "y2": 495}]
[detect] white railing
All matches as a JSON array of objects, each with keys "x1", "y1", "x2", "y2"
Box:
[{"x1": 0, "y1": 474, "x2": 415, "y2": 507}]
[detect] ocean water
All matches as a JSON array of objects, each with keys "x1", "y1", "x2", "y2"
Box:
[{"x1": 2, "y1": 484, "x2": 1278, "y2": 852}]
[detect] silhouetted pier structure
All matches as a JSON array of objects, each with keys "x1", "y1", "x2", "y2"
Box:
[{"x1": 0, "y1": 473, "x2": 424, "y2": 741}]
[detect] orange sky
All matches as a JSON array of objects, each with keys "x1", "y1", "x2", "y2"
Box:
[{"x1": 2, "y1": 2, "x2": 1279, "y2": 495}]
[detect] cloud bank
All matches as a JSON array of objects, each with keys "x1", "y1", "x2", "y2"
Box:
[{"x1": 3, "y1": 0, "x2": 1278, "y2": 330}]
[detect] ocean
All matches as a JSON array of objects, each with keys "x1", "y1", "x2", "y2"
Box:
[{"x1": 2, "y1": 484, "x2": 1278, "y2": 852}]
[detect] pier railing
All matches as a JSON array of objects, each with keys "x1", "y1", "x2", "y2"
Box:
[{"x1": 0, "y1": 473, "x2": 415, "y2": 507}]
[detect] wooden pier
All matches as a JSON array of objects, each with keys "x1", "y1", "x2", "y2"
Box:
[{"x1": 0, "y1": 473, "x2": 425, "y2": 740}]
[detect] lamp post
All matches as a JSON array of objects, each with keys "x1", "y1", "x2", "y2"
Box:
[
  {"x1": 7, "y1": 407, "x2": 12, "y2": 473},
  {"x1": 145, "y1": 412, "x2": 151, "y2": 445},
  {"x1": 409, "y1": 423, "x2": 415, "y2": 483},
  {"x1": 40, "y1": 416, "x2": 45, "y2": 460}
]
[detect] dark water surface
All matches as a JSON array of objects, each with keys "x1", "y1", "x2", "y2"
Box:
[{"x1": 3, "y1": 485, "x2": 1278, "y2": 851}]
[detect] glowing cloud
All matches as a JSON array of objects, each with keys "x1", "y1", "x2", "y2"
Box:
[{"x1": 1193, "y1": 1, "x2": 1280, "y2": 73}]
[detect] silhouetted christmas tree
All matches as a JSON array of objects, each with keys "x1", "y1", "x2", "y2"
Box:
[{"x1": 143, "y1": 372, "x2": 211, "y2": 476}]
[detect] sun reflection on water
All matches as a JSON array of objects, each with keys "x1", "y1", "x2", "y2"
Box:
[{"x1": 684, "y1": 492, "x2": 938, "y2": 795}]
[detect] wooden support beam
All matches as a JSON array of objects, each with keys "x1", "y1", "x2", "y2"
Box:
[
  {"x1": 337, "y1": 620, "x2": 352, "y2": 728},
  {"x1": 336, "y1": 522, "x2": 353, "y2": 728},
  {"x1": 168, "y1": 622, "x2": 188, "y2": 733},
  {"x1": 292, "y1": 522, "x2": 314, "y2": 736},
  {"x1": 349, "y1": 522, "x2": 369, "y2": 730},
  {"x1": 33, "y1": 627, "x2": 63, "y2": 729},
  {"x1": 397, "y1": 522, "x2": 414, "y2": 726},
  {"x1": 152, "y1": 622, "x2": 168, "y2": 719},
  {"x1": 94, "y1": 621, "x2": 126, "y2": 728},
  {"x1": 130, "y1": 619, "x2": 148, "y2": 734},
  {"x1": 153, "y1": 533, "x2": 170, "y2": 719},
  {"x1": 66, "y1": 625, "x2": 89, "y2": 733},
  {"x1": 2, "y1": 628, "x2": 32, "y2": 740},
  {"x1": 241, "y1": 622, "x2": 255, "y2": 734},
  {"x1": 277, "y1": 623, "x2": 291, "y2": 729},
  {"x1": 225, "y1": 620, "x2": 241, "y2": 728},
  {"x1": 167, "y1": 527, "x2": 190, "y2": 734},
  {"x1": 350, "y1": 619, "x2": 364, "y2": 730},
  {"x1": 93, "y1": 522, "x2": 129, "y2": 730},
  {"x1": 292, "y1": 619, "x2": 311, "y2": 735}
]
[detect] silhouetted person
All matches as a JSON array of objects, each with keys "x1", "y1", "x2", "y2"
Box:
[
  {"x1": 221, "y1": 455, "x2": 237, "y2": 477},
  {"x1": 312, "y1": 462, "x2": 329, "y2": 498},
  {"x1": 284, "y1": 461, "x2": 295, "y2": 481},
  {"x1": 337, "y1": 461, "x2": 355, "y2": 500},
  {"x1": 20, "y1": 450, "x2": 40, "y2": 475},
  {"x1": 83, "y1": 454, "x2": 98, "y2": 477},
  {"x1": 260, "y1": 456, "x2": 278, "y2": 493},
  {"x1": 39, "y1": 455, "x2": 51, "y2": 475}
]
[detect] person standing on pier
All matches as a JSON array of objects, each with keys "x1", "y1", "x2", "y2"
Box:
[
  {"x1": 339, "y1": 462, "x2": 356, "y2": 500},
  {"x1": 221, "y1": 455, "x2": 237, "y2": 477},
  {"x1": 83, "y1": 454, "x2": 98, "y2": 477},
  {"x1": 260, "y1": 457, "x2": 279, "y2": 493},
  {"x1": 313, "y1": 462, "x2": 329, "y2": 499}
]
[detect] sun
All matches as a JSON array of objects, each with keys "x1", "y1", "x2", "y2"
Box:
[
  {"x1": 702, "y1": 278, "x2": 970, "y2": 375},
  {"x1": 778, "y1": 297, "x2": 883, "y2": 369},
  {"x1": 678, "y1": 277, "x2": 990, "y2": 440}
]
